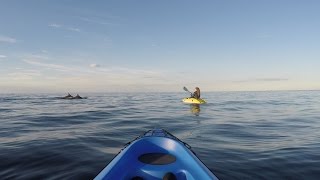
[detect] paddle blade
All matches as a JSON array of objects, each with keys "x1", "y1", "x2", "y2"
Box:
[{"x1": 183, "y1": 87, "x2": 192, "y2": 96}]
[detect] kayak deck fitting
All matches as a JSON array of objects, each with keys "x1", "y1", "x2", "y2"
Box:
[
  {"x1": 182, "y1": 97, "x2": 206, "y2": 104},
  {"x1": 95, "y1": 129, "x2": 218, "y2": 180}
]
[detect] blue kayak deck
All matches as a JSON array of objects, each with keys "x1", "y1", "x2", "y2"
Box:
[{"x1": 95, "y1": 129, "x2": 218, "y2": 180}]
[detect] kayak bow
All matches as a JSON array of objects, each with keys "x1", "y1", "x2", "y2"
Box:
[{"x1": 95, "y1": 129, "x2": 218, "y2": 180}]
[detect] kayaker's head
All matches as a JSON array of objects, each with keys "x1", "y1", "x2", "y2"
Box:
[
  {"x1": 195, "y1": 87, "x2": 200, "y2": 93},
  {"x1": 195, "y1": 87, "x2": 200, "y2": 98}
]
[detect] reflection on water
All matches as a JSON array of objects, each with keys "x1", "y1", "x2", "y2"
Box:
[{"x1": 190, "y1": 104, "x2": 200, "y2": 116}]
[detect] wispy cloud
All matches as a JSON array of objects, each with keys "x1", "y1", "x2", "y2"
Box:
[
  {"x1": 26, "y1": 54, "x2": 49, "y2": 60},
  {"x1": 234, "y1": 78, "x2": 289, "y2": 83},
  {"x1": 7, "y1": 70, "x2": 41, "y2": 80},
  {"x1": 48, "y1": 23, "x2": 62, "y2": 28},
  {"x1": 0, "y1": 35, "x2": 17, "y2": 43},
  {"x1": 89, "y1": 64, "x2": 100, "y2": 68},
  {"x1": 0, "y1": 55, "x2": 7, "y2": 58},
  {"x1": 66, "y1": 27, "x2": 81, "y2": 32},
  {"x1": 80, "y1": 17, "x2": 114, "y2": 26},
  {"x1": 96, "y1": 66, "x2": 160, "y2": 76},
  {"x1": 18, "y1": 53, "x2": 178, "y2": 90},
  {"x1": 48, "y1": 23, "x2": 81, "y2": 32},
  {"x1": 255, "y1": 78, "x2": 289, "y2": 82},
  {"x1": 23, "y1": 59, "x2": 75, "y2": 72},
  {"x1": 22, "y1": 55, "x2": 95, "y2": 74}
]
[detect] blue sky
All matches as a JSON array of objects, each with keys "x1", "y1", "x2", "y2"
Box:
[{"x1": 0, "y1": 0, "x2": 319, "y2": 93}]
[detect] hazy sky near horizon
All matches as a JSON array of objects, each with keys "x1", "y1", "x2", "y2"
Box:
[{"x1": 1, "y1": 0, "x2": 319, "y2": 93}]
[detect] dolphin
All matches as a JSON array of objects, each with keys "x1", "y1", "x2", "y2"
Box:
[
  {"x1": 62, "y1": 93, "x2": 74, "y2": 99},
  {"x1": 73, "y1": 94, "x2": 83, "y2": 99}
]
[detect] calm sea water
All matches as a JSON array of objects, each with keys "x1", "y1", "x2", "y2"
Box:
[{"x1": 0, "y1": 91, "x2": 320, "y2": 180}]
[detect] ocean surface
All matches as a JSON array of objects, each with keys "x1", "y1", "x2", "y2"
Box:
[{"x1": 0, "y1": 91, "x2": 320, "y2": 180}]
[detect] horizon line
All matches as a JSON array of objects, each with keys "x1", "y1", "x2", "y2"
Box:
[{"x1": 0, "y1": 89, "x2": 319, "y2": 94}]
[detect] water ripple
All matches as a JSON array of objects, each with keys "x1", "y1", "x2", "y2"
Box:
[{"x1": 0, "y1": 91, "x2": 320, "y2": 179}]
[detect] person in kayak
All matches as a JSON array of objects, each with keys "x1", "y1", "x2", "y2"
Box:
[{"x1": 191, "y1": 87, "x2": 201, "y2": 99}]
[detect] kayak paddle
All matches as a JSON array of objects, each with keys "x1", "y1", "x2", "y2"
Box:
[{"x1": 183, "y1": 86, "x2": 192, "y2": 95}]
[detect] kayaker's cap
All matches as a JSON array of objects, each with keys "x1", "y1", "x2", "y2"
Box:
[{"x1": 195, "y1": 87, "x2": 199, "y2": 90}]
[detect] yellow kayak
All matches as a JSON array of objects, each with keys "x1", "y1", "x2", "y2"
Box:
[{"x1": 182, "y1": 97, "x2": 206, "y2": 104}]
